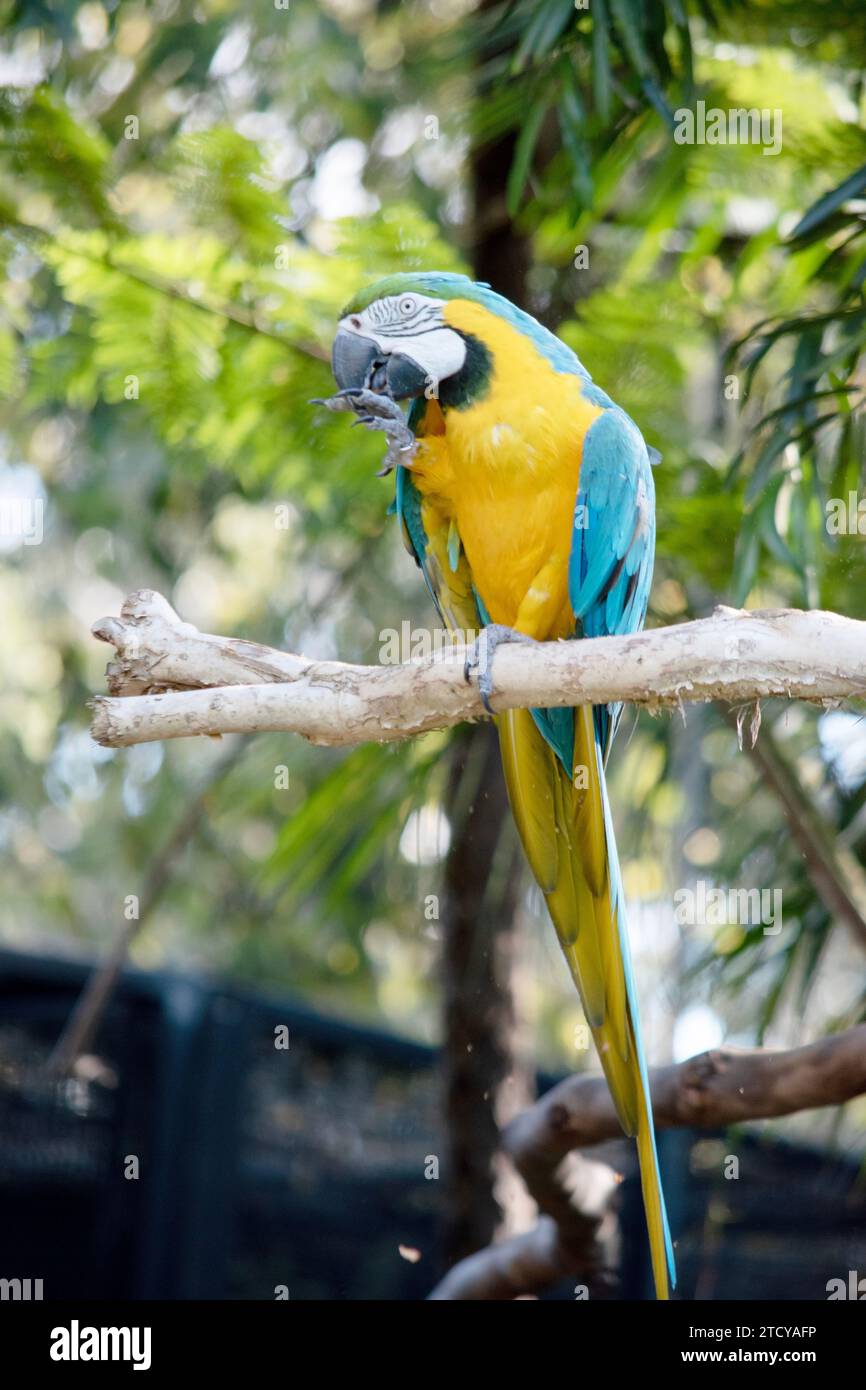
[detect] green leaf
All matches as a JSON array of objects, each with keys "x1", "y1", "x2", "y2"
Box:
[
  {"x1": 608, "y1": 0, "x2": 653, "y2": 79},
  {"x1": 506, "y1": 96, "x2": 549, "y2": 215},
  {"x1": 789, "y1": 163, "x2": 866, "y2": 242},
  {"x1": 757, "y1": 481, "x2": 805, "y2": 582},
  {"x1": 641, "y1": 76, "x2": 675, "y2": 127},
  {"x1": 557, "y1": 53, "x2": 586, "y2": 126},
  {"x1": 558, "y1": 101, "x2": 594, "y2": 206},
  {"x1": 591, "y1": 0, "x2": 613, "y2": 124},
  {"x1": 513, "y1": 0, "x2": 575, "y2": 72},
  {"x1": 731, "y1": 518, "x2": 760, "y2": 606}
]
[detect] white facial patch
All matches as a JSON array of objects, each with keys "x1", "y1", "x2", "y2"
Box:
[{"x1": 339, "y1": 292, "x2": 467, "y2": 389}]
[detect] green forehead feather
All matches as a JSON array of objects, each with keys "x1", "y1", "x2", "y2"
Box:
[{"x1": 340, "y1": 272, "x2": 481, "y2": 317}]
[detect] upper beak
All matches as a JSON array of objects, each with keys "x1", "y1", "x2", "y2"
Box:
[
  {"x1": 332, "y1": 329, "x2": 379, "y2": 393},
  {"x1": 332, "y1": 328, "x2": 429, "y2": 401}
]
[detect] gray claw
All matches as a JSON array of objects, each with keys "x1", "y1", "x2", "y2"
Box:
[
  {"x1": 311, "y1": 389, "x2": 417, "y2": 475},
  {"x1": 309, "y1": 393, "x2": 362, "y2": 414},
  {"x1": 464, "y1": 624, "x2": 539, "y2": 714}
]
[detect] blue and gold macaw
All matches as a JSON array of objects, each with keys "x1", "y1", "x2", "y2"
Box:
[{"x1": 327, "y1": 272, "x2": 675, "y2": 1299}]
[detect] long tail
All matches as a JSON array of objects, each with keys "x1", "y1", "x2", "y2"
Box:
[{"x1": 498, "y1": 704, "x2": 676, "y2": 1299}]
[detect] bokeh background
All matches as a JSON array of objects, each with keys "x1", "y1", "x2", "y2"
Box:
[{"x1": 0, "y1": 0, "x2": 865, "y2": 1299}]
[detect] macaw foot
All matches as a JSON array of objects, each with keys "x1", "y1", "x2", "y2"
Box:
[
  {"x1": 464, "y1": 623, "x2": 539, "y2": 715},
  {"x1": 311, "y1": 388, "x2": 417, "y2": 477}
]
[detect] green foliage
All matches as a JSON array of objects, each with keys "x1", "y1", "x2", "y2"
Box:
[
  {"x1": 465, "y1": 0, "x2": 702, "y2": 216},
  {"x1": 728, "y1": 157, "x2": 866, "y2": 605},
  {"x1": 0, "y1": 86, "x2": 116, "y2": 227}
]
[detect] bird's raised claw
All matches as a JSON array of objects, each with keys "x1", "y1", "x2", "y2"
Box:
[
  {"x1": 464, "y1": 624, "x2": 540, "y2": 715},
  {"x1": 311, "y1": 388, "x2": 417, "y2": 476}
]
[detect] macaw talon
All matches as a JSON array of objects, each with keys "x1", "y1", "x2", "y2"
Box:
[
  {"x1": 310, "y1": 387, "x2": 383, "y2": 413},
  {"x1": 464, "y1": 623, "x2": 540, "y2": 715},
  {"x1": 311, "y1": 389, "x2": 416, "y2": 474},
  {"x1": 309, "y1": 393, "x2": 361, "y2": 414}
]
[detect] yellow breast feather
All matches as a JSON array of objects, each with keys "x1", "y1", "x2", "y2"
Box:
[{"x1": 409, "y1": 299, "x2": 602, "y2": 633}]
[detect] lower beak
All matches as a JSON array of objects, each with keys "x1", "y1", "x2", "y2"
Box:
[
  {"x1": 332, "y1": 329, "x2": 429, "y2": 401},
  {"x1": 382, "y1": 353, "x2": 429, "y2": 401}
]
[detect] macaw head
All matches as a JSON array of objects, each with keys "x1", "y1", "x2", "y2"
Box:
[
  {"x1": 332, "y1": 271, "x2": 589, "y2": 408},
  {"x1": 331, "y1": 272, "x2": 492, "y2": 405}
]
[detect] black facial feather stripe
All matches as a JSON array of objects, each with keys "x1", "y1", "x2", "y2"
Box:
[
  {"x1": 367, "y1": 298, "x2": 442, "y2": 334},
  {"x1": 380, "y1": 322, "x2": 442, "y2": 339}
]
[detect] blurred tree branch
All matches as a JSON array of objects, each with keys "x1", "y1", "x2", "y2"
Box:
[
  {"x1": 89, "y1": 591, "x2": 866, "y2": 748},
  {"x1": 7, "y1": 217, "x2": 330, "y2": 361},
  {"x1": 429, "y1": 1025, "x2": 866, "y2": 1299}
]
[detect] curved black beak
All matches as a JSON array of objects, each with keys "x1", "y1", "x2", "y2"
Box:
[
  {"x1": 332, "y1": 329, "x2": 378, "y2": 393},
  {"x1": 332, "y1": 328, "x2": 429, "y2": 401}
]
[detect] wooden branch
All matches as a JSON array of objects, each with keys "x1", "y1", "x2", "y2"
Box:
[
  {"x1": 89, "y1": 591, "x2": 866, "y2": 748},
  {"x1": 429, "y1": 1027, "x2": 866, "y2": 1299}
]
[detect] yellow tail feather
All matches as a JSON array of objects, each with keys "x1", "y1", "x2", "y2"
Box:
[
  {"x1": 636, "y1": 1084, "x2": 671, "y2": 1300},
  {"x1": 498, "y1": 705, "x2": 672, "y2": 1299}
]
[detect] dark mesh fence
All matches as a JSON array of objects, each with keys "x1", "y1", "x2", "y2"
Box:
[{"x1": 0, "y1": 950, "x2": 441, "y2": 1300}]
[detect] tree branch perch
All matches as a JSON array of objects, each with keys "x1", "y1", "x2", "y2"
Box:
[
  {"x1": 429, "y1": 1026, "x2": 866, "y2": 1299},
  {"x1": 90, "y1": 592, "x2": 866, "y2": 749}
]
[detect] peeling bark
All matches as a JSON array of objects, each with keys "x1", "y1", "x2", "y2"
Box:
[{"x1": 90, "y1": 591, "x2": 866, "y2": 749}]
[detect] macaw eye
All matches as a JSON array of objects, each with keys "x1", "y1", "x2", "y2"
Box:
[{"x1": 399, "y1": 296, "x2": 416, "y2": 317}]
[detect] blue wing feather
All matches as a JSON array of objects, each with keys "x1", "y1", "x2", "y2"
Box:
[
  {"x1": 569, "y1": 407, "x2": 655, "y2": 638},
  {"x1": 568, "y1": 405, "x2": 656, "y2": 754},
  {"x1": 568, "y1": 404, "x2": 674, "y2": 1286},
  {"x1": 529, "y1": 407, "x2": 655, "y2": 771}
]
